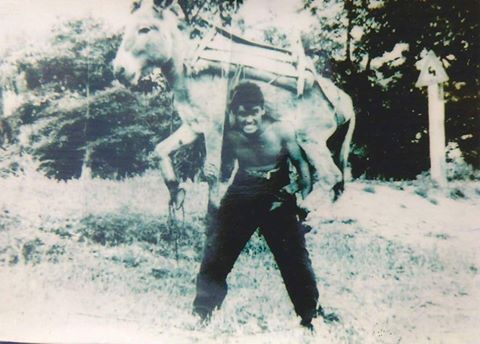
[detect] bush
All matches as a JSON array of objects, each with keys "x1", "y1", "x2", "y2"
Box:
[
  {"x1": 79, "y1": 212, "x2": 170, "y2": 246},
  {"x1": 446, "y1": 142, "x2": 478, "y2": 181},
  {"x1": 4, "y1": 18, "x2": 205, "y2": 180}
]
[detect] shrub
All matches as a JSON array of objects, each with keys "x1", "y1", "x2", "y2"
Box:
[{"x1": 445, "y1": 142, "x2": 478, "y2": 181}]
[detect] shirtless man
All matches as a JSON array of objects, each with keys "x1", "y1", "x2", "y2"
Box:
[{"x1": 193, "y1": 82, "x2": 320, "y2": 329}]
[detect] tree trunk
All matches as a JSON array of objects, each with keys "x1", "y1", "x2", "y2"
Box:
[
  {"x1": 80, "y1": 65, "x2": 91, "y2": 180},
  {"x1": 80, "y1": 146, "x2": 92, "y2": 180},
  {"x1": 0, "y1": 86, "x2": 4, "y2": 117},
  {"x1": 344, "y1": 0, "x2": 353, "y2": 63}
]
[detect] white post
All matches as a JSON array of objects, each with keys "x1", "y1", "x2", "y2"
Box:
[
  {"x1": 415, "y1": 50, "x2": 449, "y2": 187},
  {"x1": 0, "y1": 86, "x2": 3, "y2": 117},
  {"x1": 427, "y1": 83, "x2": 446, "y2": 187}
]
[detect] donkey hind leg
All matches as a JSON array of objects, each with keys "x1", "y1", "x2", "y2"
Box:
[
  {"x1": 300, "y1": 139, "x2": 343, "y2": 200},
  {"x1": 154, "y1": 123, "x2": 199, "y2": 207},
  {"x1": 326, "y1": 117, "x2": 354, "y2": 201}
]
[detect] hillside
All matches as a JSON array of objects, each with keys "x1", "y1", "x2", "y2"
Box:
[{"x1": 0, "y1": 173, "x2": 479, "y2": 343}]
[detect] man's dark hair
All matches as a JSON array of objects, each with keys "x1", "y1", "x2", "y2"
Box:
[{"x1": 229, "y1": 82, "x2": 264, "y2": 113}]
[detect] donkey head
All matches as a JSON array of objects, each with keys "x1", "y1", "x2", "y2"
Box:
[{"x1": 113, "y1": 0, "x2": 186, "y2": 86}]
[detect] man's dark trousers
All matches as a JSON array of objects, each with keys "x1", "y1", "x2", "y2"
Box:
[{"x1": 193, "y1": 173, "x2": 319, "y2": 322}]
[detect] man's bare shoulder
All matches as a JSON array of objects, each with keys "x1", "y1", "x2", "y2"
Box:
[{"x1": 225, "y1": 129, "x2": 244, "y2": 144}]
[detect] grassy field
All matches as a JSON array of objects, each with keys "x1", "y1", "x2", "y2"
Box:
[{"x1": 0, "y1": 171, "x2": 479, "y2": 343}]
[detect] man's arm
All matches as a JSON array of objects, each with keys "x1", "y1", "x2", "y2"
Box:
[
  {"x1": 281, "y1": 124, "x2": 313, "y2": 199},
  {"x1": 220, "y1": 131, "x2": 237, "y2": 182}
]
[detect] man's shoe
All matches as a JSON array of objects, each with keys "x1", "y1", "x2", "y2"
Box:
[
  {"x1": 300, "y1": 318, "x2": 315, "y2": 331},
  {"x1": 192, "y1": 307, "x2": 212, "y2": 326}
]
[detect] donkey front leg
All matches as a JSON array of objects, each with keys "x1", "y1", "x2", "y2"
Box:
[{"x1": 154, "y1": 123, "x2": 199, "y2": 208}]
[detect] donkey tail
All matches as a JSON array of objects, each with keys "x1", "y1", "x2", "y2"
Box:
[{"x1": 339, "y1": 109, "x2": 356, "y2": 182}]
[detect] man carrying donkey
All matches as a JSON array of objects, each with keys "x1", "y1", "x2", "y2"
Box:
[
  {"x1": 192, "y1": 81, "x2": 325, "y2": 329},
  {"x1": 113, "y1": 0, "x2": 348, "y2": 330},
  {"x1": 113, "y1": 0, "x2": 356, "y2": 214}
]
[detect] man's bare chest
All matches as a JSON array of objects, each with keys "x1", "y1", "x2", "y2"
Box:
[{"x1": 233, "y1": 132, "x2": 284, "y2": 167}]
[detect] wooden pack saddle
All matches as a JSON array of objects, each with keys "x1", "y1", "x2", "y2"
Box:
[{"x1": 185, "y1": 23, "x2": 316, "y2": 97}]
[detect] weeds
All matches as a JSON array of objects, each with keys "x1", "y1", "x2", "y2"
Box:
[
  {"x1": 363, "y1": 185, "x2": 376, "y2": 193},
  {"x1": 22, "y1": 238, "x2": 44, "y2": 264},
  {"x1": 449, "y1": 187, "x2": 466, "y2": 200},
  {"x1": 0, "y1": 174, "x2": 478, "y2": 343},
  {"x1": 46, "y1": 244, "x2": 66, "y2": 263}
]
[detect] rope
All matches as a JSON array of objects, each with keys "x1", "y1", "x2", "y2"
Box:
[
  {"x1": 167, "y1": 198, "x2": 186, "y2": 264},
  {"x1": 165, "y1": 4, "x2": 240, "y2": 263}
]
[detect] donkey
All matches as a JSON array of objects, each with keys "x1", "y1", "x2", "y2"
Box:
[{"x1": 113, "y1": 0, "x2": 355, "y2": 212}]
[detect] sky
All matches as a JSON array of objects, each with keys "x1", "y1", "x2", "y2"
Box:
[
  {"x1": 0, "y1": 0, "x2": 318, "y2": 52},
  {"x1": 0, "y1": 0, "x2": 405, "y2": 70},
  {"x1": 0, "y1": 0, "x2": 131, "y2": 52},
  {"x1": 0, "y1": 0, "x2": 309, "y2": 34}
]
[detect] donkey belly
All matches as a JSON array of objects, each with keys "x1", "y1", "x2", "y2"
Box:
[{"x1": 185, "y1": 75, "x2": 230, "y2": 183}]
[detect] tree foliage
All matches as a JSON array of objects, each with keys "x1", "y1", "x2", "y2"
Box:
[
  {"x1": 2, "y1": 1, "x2": 477, "y2": 181},
  {"x1": 177, "y1": 0, "x2": 243, "y2": 25},
  {"x1": 5, "y1": 18, "x2": 203, "y2": 180},
  {"x1": 306, "y1": 0, "x2": 479, "y2": 178}
]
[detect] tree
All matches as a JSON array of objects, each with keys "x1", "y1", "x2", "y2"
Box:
[
  {"x1": 177, "y1": 0, "x2": 243, "y2": 24},
  {"x1": 5, "y1": 2, "x2": 477, "y2": 180},
  {"x1": 3, "y1": 18, "x2": 203, "y2": 180},
  {"x1": 305, "y1": 0, "x2": 479, "y2": 177}
]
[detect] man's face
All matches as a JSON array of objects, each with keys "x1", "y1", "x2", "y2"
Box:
[{"x1": 234, "y1": 104, "x2": 265, "y2": 135}]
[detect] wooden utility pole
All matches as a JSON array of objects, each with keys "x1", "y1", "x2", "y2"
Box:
[
  {"x1": 415, "y1": 50, "x2": 449, "y2": 187},
  {"x1": 0, "y1": 86, "x2": 3, "y2": 117}
]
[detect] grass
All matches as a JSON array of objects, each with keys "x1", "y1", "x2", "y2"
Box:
[{"x1": 0, "y1": 173, "x2": 479, "y2": 343}]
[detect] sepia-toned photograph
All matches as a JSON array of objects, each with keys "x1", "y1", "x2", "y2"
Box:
[{"x1": 0, "y1": 0, "x2": 478, "y2": 342}]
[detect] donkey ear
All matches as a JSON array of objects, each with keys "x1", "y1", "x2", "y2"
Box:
[{"x1": 228, "y1": 111, "x2": 236, "y2": 128}]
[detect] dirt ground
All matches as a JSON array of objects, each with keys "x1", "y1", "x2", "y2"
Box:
[{"x1": 0, "y1": 175, "x2": 479, "y2": 343}]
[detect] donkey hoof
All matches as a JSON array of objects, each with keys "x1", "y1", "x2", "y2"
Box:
[{"x1": 332, "y1": 181, "x2": 344, "y2": 201}]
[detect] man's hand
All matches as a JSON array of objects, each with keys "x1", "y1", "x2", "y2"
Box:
[
  {"x1": 296, "y1": 203, "x2": 313, "y2": 234},
  {"x1": 296, "y1": 204, "x2": 309, "y2": 222},
  {"x1": 203, "y1": 163, "x2": 218, "y2": 184}
]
